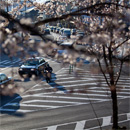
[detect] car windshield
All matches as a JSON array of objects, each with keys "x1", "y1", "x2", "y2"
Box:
[
  {"x1": 64, "y1": 30, "x2": 71, "y2": 33},
  {"x1": 23, "y1": 59, "x2": 39, "y2": 66},
  {"x1": 0, "y1": 74, "x2": 8, "y2": 81},
  {"x1": 78, "y1": 32, "x2": 84, "y2": 34}
]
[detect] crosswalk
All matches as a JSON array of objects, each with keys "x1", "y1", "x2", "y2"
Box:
[
  {"x1": 0, "y1": 59, "x2": 22, "y2": 72},
  {"x1": 0, "y1": 67, "x2": 129, "y2": 114},
  {"x1": 0, "y1": 59, "x2": 130, "y2": 130}
]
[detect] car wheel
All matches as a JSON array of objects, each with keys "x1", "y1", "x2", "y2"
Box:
[
  {"x1": 19, "y1": 74, "x2": 24, "y2": 78},
  {"x1": 28, "y1": 74, "x2": 32, "y2": 78}
]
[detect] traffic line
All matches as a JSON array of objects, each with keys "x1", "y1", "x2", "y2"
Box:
[
  {"x1": 102, "y1": 116, "x2": 111, "y2": 126},
  {"x1": 20, "y1": 103, "x2": 60, "y2": 108},
  {"x1": 24, "y1": 86, "x2": 128, "y2": 99},
  {"x1": 22, "y1": 94, "x2": 107, "y2": 101},
  {"x1": 127, "y1": 113, "x2": 130, "y2": 120},
  {"x1": 47, "y1": 126, "x2": 57, "y2": 130},
  {"x1": 50, "y1": 79, "x2": 97, "y2": 84},
  {"x1": 75, "y1": 120, "x2": 86, "y2": 130},
  {"x1": 30, "y1": 113, "x2": 130, "y2": 130},
  {"x1": 22, "y1": 99, "x2": 84, "y2": 104},
  {"x1": 0, "y1": 60, "x2": 9, "y2": 63}
]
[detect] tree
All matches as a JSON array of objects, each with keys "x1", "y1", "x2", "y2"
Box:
[{"x1": 0, "y1": 0, "x2": 130, "y2": 129}]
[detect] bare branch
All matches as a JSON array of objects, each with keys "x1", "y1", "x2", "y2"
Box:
[
  {"x1": 0, "y1": 9, "x2": 48, "y2": 41},
  {"x1": 115, "y1": 61, "x2": 123, "y2": 86},
  {"x1": 112, "y1": 38, "x2": 130, "y2": 52},
  {"x1": 97, "y1": 58, "x2": 110, "y2": 87},
  {"x1": 34, "y1": 2, "x2": 130, "y2": 26}
]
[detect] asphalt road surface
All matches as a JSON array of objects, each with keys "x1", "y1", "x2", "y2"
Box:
[{"x1": 0, "y1": 55, "x2": 130, "y2": 130}]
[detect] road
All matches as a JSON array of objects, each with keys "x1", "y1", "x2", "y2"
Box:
[{"x1": 0, "y1": 54, "x2": 130, "y2": 130}]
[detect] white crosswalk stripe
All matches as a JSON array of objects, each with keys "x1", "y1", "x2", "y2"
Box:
[
  {"x1": 0, "y1": 67, "x2": 129, "y2": 114},
  {"x1": 0, "y1": 60, "x2": 129, "y2": 130}
]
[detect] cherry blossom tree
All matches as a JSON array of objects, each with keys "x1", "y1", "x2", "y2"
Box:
[{"x1": 0, "y1": 0, "x2": 130, "y2": 129}]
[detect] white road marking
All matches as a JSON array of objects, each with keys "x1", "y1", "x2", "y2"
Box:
[
  {"x1": 75, "y1": 120, "x2": 86, "y2": 130},
  {"x1": 30, "y1": 113, "x2": 130, "y2": 130},
  {"x1": 20, "y1": 103, "x2": 60, "y2": 108},
  {"x1": 22, "y1": 94, "x2": 107, "y2": 101},
  {"x1": 127, "y1": 113, "x2": 130, "y2": 120},
  {"x1": 49, "y1": 79, "x2": 97, "y2": 84},
  {"x1": 2, "y1": 102, "x2": 60, "y2": 108},
  {"x1": 102, "y1": 116, "x2": 111, "y2": 126},
  {"x1": 0, "y1": 63, "x2": 129, "y2": 117},
  {"x1": 25, "y1": 88, "x2": 129, "y2": 99},
  {"x1": 0, "y1": 60, "x2": 8, "y2": 63},
  {"x1": 51, "y1": 82, "x2": 97, "y2": 87},
  {"x1": 22, "y1": 99, "x2": 84, "y2": 104},
  {"x1": 47, "y1": 126, "x2": 57, "y2": 130},
  {"x1": 3, "y1": 61, "x2": 11, "y2": 64}
]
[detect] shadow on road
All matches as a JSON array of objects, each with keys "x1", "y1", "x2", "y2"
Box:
[
  {"x1": 0, "y1": 93, "x2": 25, "y2": 117},
  {"x1": 46, "y1": 73, "x2": 68, "y2": 93}
]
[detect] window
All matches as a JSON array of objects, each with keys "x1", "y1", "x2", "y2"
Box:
[{"x1": 24, "y1": 59, "x2": 39, "y2": 66}]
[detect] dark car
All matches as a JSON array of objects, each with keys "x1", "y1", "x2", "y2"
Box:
[
  {"x1": 76, "y1": 31, "x2": 85, "y2": 39},
  {"x1": 71, "y1": 29, "x2": 76, "y2": 35},
  {"x1": 43, "y1": 28, "x2": 50, "y2": 34},
  {"x1": 63, "y1": 29, "x2": 71, "y2": 38},
  {"x1": 18, "y1": 57, "x2": 47, "y2": 78}
]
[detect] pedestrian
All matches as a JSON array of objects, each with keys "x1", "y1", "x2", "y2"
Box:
[{"x1": 45, "y1": 64, "x2": 53, "y2": 73}]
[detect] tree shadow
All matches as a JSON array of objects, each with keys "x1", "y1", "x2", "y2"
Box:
[
  {"x1": 46, "y1": 73, "x2": 68, "y2": 93},
  {"x1": 0, "y1": 93, "x2": 25, "y2": 117}
]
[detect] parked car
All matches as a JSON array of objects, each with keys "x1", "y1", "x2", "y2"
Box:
[
  {"x1": 0, "y1": 73, "x2": 14, "y2": 95},
  {"x1": 63, "y1": 29, "x2": 71, "y2": 38},
  {"x1": 71, "y1": 28, "x2": 76, "y2": 35},
  {"x1": 18, "y1": 57, "x2": 48, "y2": 78},
  {"x1": 73, "y1": 42, "x2": 88, "y2": 51},
  {"x1": 60, "y1": 28, "x2": 65, "y2": 35},
  {"x1": 56, "y1": 27, "x2": 61, "y2": 33},
  {"x1": 76, "y1": 57, "x2": 90, "y2": 64},
  {"x1": 76, "y1": 31, "x2": 85, "y2": 39},
  {"x1": 49, "y1": 26, "x2": 54, "y2": 32},
  {"x1": 43, "y1": 28, "x2": 50, "y2": 34},
  {"x1": 53, "y1": 26, "x2": 57, "y2": 32},
  {"x1": 57, "y1": 35, "x2": 68, "y2": 44}
]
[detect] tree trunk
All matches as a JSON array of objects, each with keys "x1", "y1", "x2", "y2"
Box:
[{"x1": 111, "y1": 85, "x2": 118, "y2": 129}]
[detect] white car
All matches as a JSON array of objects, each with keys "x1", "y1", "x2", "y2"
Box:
[
  {"x1": 57, "y1": 35, "x2": 68, "y2": 44},
  {"x1": 60, "y1": 41, "x2": 73, "y2": 46}
]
